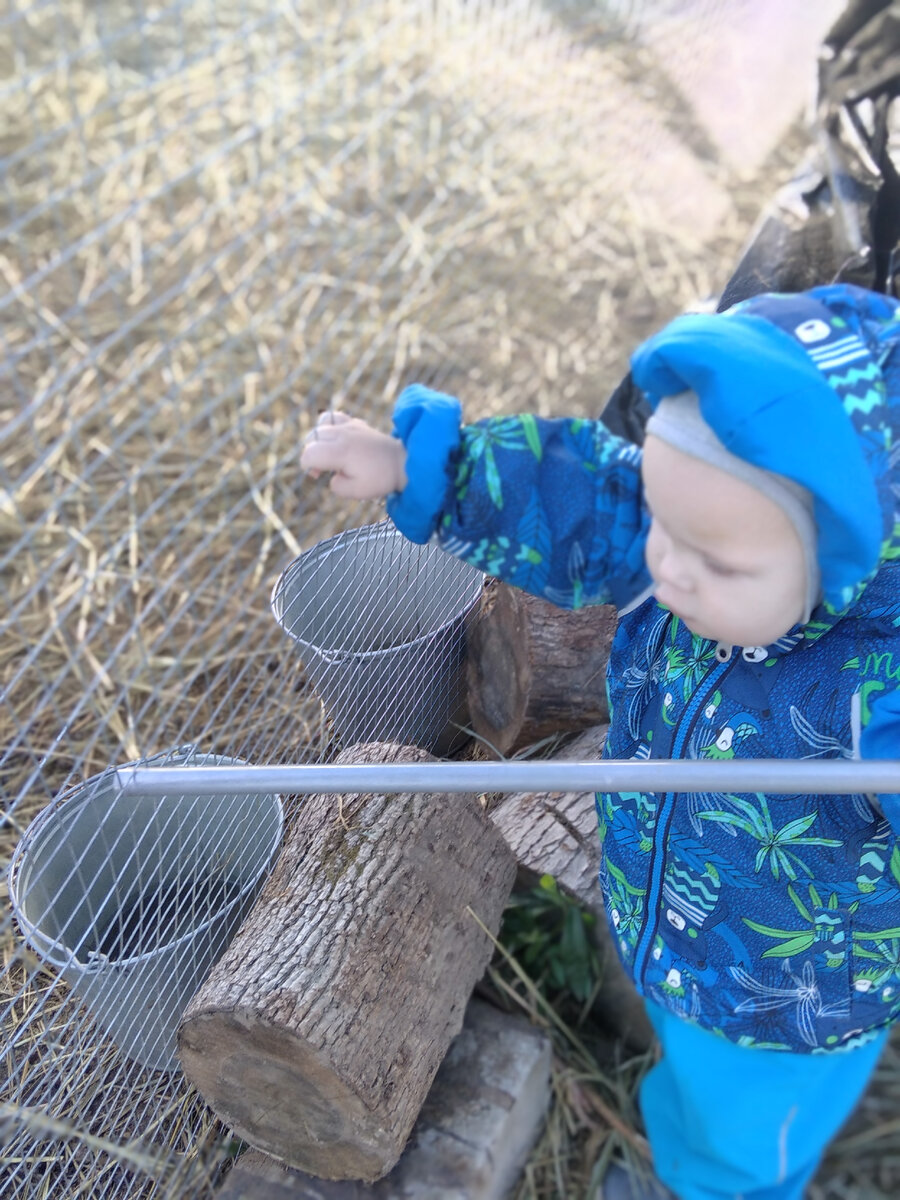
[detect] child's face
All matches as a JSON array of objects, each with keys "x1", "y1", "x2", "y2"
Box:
[{"x1": 642, "y1": 436, "x2": 809, "y2": 648}]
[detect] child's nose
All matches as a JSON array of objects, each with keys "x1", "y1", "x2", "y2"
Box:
[{"x1": 656, "y1": 546, "x2": 693, "y2": 592}]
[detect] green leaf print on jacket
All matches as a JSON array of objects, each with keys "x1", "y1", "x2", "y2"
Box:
[
  {"x1": 665, "y1": 628, "x2": 718, "y2": 701},
  {"x1": 742, "y1": 883, "x2": 857, "y2": 961},
  {"x1": 695, "y1": 795, "x2": 842, "y2": 882},
  {"x1": 454, "y1": 416, "x2": 543, "y2": 509},
  {"x1": 604, "y1": 858, "x2": 646, "y2": 947},
  {"x1": 854, "y1": 933, "x2": 900, "y2": 967}
]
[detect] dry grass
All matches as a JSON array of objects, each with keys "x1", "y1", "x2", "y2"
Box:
[
  {"x1": 2, "y1": 1, "x2": 884, "y2": 1197},
  {"x1": 0, "y1": 0, "x2": 740, "y2": 827},
  {"x1": 0, "y1": 938, "x2": 228, "y2": 1197}
]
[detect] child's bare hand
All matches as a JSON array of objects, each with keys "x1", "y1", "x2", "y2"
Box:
[{"x1": 301, "y1": 411, "x2": 408, "y2": 499}]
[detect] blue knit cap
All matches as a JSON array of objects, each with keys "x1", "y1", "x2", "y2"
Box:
[{"x1": 630, "y1": 289, "x2": 886, "y2": 610}]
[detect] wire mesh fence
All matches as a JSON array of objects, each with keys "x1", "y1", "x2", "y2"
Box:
[{"x1": 0, "y1": 1, "x2": 849, "y2": 1196}]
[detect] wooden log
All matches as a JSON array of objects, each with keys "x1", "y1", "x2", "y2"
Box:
[
  {"x1": 466, "y1": 579, "x2": 617, "y2": 758},
  {"x1": 178, "y1": 742, "x2": 517, "y2": 1183},
  {"x1": 489, "y1": 725, "x2": 654, "y2": 1052},
  {"x1": 215, "y1": 999, "x2": 552, "y2": 1200}
]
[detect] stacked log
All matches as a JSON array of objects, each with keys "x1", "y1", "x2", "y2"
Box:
[
  {"x1": 179, "y1": 742, "x2": 517, "y2": 1182},
  {"x1": 183, "y1": 578, "x2": 645, "y2": 1187},
  {"x1": 466, "y1": 578, "x2": 617, "y2": 757}
]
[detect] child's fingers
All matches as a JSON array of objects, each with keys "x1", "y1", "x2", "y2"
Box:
[
  {"x1": 311, "y1": 423, "x2": 348, "y2": 443},
  {"x1": 316, "y1": 409, "x2": 352, "y2": 428},
  {"x1": 328, "y1": 471, "x2": 366, "y2": 499},
  {"x1": 304, "y1": 414, "x2": 354, "y2": 451},
  {"x1": 301, "y1": 438, "x2": 345, "y2": 474}
]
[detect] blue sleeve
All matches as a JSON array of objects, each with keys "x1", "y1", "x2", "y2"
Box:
[
  {"x1": 386, "y1": 384, "x2": 652, "y2": 610},
  {"x1": 859, "y1": 689, "x2": 900, "y2": 835},
  {"x1": 385, "y1": 384, "x2": 462, "y2": 544}
]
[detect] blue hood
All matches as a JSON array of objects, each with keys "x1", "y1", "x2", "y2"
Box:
[{"x1": 630, "y1": 284, "x2": 900, "y2": 613}]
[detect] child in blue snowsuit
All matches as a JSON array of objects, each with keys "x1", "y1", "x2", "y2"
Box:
[{"x1": 302, "y1": 283, "x2": 900, "y2": 1200}]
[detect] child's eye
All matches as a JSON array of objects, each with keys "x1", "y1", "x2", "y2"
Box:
[{"x1": 704, "y1": 558, "x2": 738, "y2": 578}]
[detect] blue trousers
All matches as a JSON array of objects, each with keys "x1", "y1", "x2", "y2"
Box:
[{"x1": 641, "y1": 1002, "x2": 888, "y2": 1200}]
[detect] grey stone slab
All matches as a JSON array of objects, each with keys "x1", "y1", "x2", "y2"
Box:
[{"x1": 217, "y1": 999, "x2": 552, "y2": 1200}]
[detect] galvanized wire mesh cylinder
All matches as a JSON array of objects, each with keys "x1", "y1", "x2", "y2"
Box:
[
  {"x1": 9, "y1": 750, "x2": 283, "y2": 1072},
  {"x1": 271, "y1": 523, "x2": 482, "y2": 753}
]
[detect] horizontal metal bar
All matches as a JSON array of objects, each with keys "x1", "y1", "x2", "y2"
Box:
[{"x1": 113, "y1": 760, "x2": 900, "y2": 797}]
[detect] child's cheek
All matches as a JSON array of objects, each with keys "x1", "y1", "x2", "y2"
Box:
[
  {"x1": 708, "y1": 576, "x2": 745, "y2": 619},
  {"x1": 644, "y1": 525, "x2": 661, "y2": 580}
]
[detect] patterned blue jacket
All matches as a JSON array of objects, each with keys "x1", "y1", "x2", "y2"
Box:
[{"x1": 387, "y1": 284, "x2": 900, "y2": 1052}]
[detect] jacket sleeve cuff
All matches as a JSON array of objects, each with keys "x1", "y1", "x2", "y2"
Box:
[{"x1": 385, "y1": 384, "x2": 462, "y2": 544}]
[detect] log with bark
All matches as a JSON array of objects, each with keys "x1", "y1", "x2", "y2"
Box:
[
  {"x1": 489, "y1": 725, "x2": 654, "y2": 1052},
  {"x1": 178, "y1": 742, "x2": 517, "y2": 1182},
  {"x1": 466, "y1": 579, "x2": 618, "y2": 757}
]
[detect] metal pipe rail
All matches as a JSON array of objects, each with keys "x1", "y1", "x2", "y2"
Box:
[{"x1": 113, "y1": 759, "x2": 900, "y2": 797}]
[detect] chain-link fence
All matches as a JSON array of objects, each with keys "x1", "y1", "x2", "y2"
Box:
[{"x1": 1, "y1": 2, "x2": 847, "y2": 1196}]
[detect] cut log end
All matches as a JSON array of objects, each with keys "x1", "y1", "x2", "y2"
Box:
[
  {"x1": 467, "y1": 580, "x2": 617, "y2": 757},
  {"x1": 466, "y1": 591, "x2": 531, "y2": 743},
  {"x1": 180, "y1": 1013, "x2": 397, "y2": 1180},
  {"x1": 178, "y1": 742, "x2": 517, "y2": 1181}
]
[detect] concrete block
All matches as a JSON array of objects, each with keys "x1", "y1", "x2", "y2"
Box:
[
  {"x1": 629, "y1": 0, "x2": 845, "y2": 173},
  {"x1": 217, "y1": 999, "x2": 552, "y2": 1200}
]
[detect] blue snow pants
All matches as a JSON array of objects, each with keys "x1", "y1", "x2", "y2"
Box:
[{"x1": 641, "y1": 1002, "x2": 889, "y2": 1200}]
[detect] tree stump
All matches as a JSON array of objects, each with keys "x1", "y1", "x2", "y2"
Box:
[
  {"x1": 178, "y1": 742, "x2": 517, "y2": 1183},
  {"x1": 467, "y1": 579, "x2": 617, "y2": 758}
]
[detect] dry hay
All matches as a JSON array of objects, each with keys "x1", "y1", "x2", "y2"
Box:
[
  {"x1": 0, "y1": 0, "x2": 740, "y2": 823},
  {"x1": 3, "y1": 1, "x2": 884, "y2": 1198}
]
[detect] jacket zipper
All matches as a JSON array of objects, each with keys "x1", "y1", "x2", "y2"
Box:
[{"x1": 631, "y1": 653, "x2": 738, "y2": 985}]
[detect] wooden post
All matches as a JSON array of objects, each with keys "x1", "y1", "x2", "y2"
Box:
[
  {"x1": 466, "y1": 579, "x2": 617, "y2": 758},
  {"x1": 178, "y1": 742, "x2": 517, "y2": 1183}
]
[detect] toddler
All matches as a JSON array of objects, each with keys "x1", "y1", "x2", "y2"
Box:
[{"x1": 302, "y1": 283, "x2": 900, "y2": 1200}]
